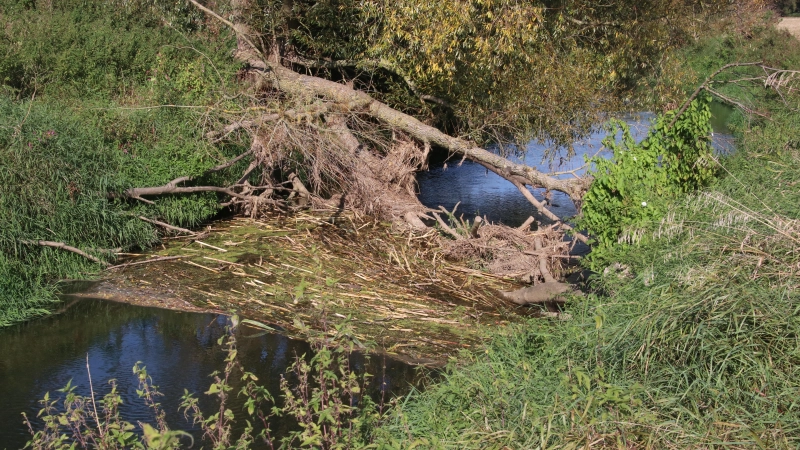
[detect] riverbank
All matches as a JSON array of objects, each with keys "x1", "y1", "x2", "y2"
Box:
[{"x1": 370, "y1": 22, "x2": 800, "y2": 448}]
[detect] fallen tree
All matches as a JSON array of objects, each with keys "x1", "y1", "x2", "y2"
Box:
[{"x1": 110, "y1": 0, "x2": 779, "y2": 304}]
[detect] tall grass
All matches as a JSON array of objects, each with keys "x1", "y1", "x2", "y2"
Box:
[
  {"x1": 375, "y1": 22, "x2": 800, "y2": 447},
  {"x1": 376, "y1": 111, "x2": 800, "y2": 448},
  {"x1": 0, "y1": 1, "x2": 247, "y2": 326}
]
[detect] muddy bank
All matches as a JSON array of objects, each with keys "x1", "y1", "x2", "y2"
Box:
[{"x1": 68, "y1": 211, "x2": 538, "y2": 365}]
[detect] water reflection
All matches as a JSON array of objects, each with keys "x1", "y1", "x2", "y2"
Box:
[
  {"x1": 0, "y1": 299, "x2": 421, "y2": 449},
  {"x1": 418, "y1": 107, "x2": 735, "y2": 227}
]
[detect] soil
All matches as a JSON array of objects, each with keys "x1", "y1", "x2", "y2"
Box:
[
  {"x1": 778, "y1": 18, "x2": 800, "y2": 39},
  {"x1": 68, "y1": 211, "x2": 549, "y2": 366}
]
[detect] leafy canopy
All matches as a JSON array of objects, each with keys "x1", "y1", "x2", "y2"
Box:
[{"x1": 253, "y1": 0, "x2": 765, "y2": 149}]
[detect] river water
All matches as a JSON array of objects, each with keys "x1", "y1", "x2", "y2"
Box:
[
  {"x1": 418, "y1": 105, "x2": 735, "y2": 227},
  {"x1": 0, "y1": 298, "x2": 421, "y2": 449},
  {"x1": 0, "y1": 106, "x2": 735, "y2": 449}
]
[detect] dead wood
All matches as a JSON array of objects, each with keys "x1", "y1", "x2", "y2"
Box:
[
  {"x1": 134, "y1": 0, "x2": 597, "y2": 296},
  {"x1": 242, "y1": 54, "x2": 587, "y2": 203},
  {"x1": 469, "y1": 216, "x2": 483, "y2": 238},
  {"x1": 517, "y1": 216, "x2": 537, "y2": 231},
  {"x1": 499, "y1": 235, "x2": 573, "y2": 305},
  {"x1": 137, "y1": 216, "x2": 196, "y2": 235},
  {"x1": 432, "y1": 211, "x2": 463, "y2": 240},
  {"x1": 21, "y1": 240, "x2": 109, "y2": 266},
  {"x1": 107, "y1": 255, "x2": 188, "y2": 270},
  {"x1": 442, "y1": 221, "x2": 569, "y2": 282},
  {"x1": 184, "y1": 1, "x2": 591, "y2": 238},
  {"x1": 500, "y1": 282, "x2": 571, "y2": 305}
]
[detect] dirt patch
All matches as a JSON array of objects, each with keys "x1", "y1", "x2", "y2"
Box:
[
  {"x1": 75, "y1": 211, "x2": 543, "y2": 365},
  {"x1": 778, "y1": 18, "x2": 800, "y2": 39}
]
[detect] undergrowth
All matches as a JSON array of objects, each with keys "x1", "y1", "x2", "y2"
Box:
[
  {"x1": 0, "y1": 0, "x2": 246, "y2": 325},
  {"x1": 375, "y1": 109, "x2": 800, "y2": 448}
]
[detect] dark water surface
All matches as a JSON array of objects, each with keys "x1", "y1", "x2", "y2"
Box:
[
  {"x1": 0, "y1": 299, "x2": 422, "y2": 449},
  {"x1": 418, "y1": 106, "x2": 735, "y2": 227}
]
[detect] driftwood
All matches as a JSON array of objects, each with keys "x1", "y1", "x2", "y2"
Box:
[
  {"x1": 137, "y1": 216, "x2": 196, "y2": 235},
  {"x1": 107, "y1": 255, "x2": 188, "y2": 270},
  {"x1": 499, "y1": 237, "x2": 573, "y2": 305},
  {"x1": 500, "y1": 281, "x2": 571, "y2": 305}
]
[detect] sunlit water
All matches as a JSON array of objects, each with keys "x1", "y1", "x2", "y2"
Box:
[
  {"x1": 418, "y1": 105, "x2": 735, "y2": 227},
  {"x1": 0, "y1": 106, "x2": 737, "y2": 449},
  {"x1": 0, "y1": 299, "x2": 421, "y2": 450}
]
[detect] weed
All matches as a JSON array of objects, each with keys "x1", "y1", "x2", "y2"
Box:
[{"x1": 24, "y1": 314, "x2": 386, "y2": 449}]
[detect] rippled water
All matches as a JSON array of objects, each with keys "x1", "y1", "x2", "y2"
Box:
[
  {"x1": 418, "y1": 106, "x2": 735, "y2": 227},
  {"x1": 0, "y1": 299, "x2": 421, "y2": 449}
]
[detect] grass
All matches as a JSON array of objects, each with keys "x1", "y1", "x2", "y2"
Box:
[
  {"x1": 372, "y1": 111, "x2": 800, "y2": 449},
  {"x1": 0, "y1": 0, "x2": 246, "y2": 326},
  {"x1": 372, "y1": 23, "x2": 800, "y2": 449}
]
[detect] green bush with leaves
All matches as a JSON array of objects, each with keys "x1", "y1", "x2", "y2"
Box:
[{"x1": 579, "y1": 96, "x2": 716, "y2": 268}]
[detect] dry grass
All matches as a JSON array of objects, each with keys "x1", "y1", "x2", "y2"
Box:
[
  {"x1": 77, "y1": 211, "x2": 530, "y2": 365},
  {"x1": 777, "y1": 18, "x2": 800, "y2": 39}
]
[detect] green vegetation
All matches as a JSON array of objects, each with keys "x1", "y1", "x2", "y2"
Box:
[
  {"x1": 0, "y1": 0, "x2": 245, "y2": 325},
  {"x1": 8, "y1": 0, "x2": 800, "y2": 448},
  {"x1": 779, "y1": 0, "x2": 800, "y2": 15},
  {"x1": 579, "y1": 96, "x2": 716, "y2": 268},
  {"x1": 372, "y1": 24, "x2": 800, "y2": 449}
]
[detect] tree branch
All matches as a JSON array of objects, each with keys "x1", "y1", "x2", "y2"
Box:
[
  {"x1": 189, "y1": 1, "x2": 590, "y2": 233},
  {"x1": 286, "y1": 56, "x2": 455, "y2": 109},
  {"x1": 21, "y1": 240, "x2": 109, "y2": 266},
  {"x1": 113, "y1": 149, "x2": 254, "y2": 201},
  {"x1": 668, "y1": 61, "x2": 763, "y2": 130},
  {"x1": 137, "y1": 216, "x2": 196, "y2": 235}
]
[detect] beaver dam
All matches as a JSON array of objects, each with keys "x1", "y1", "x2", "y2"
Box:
[{"x1": 69, "y1": 210, "x2": 578, "y2": 365}]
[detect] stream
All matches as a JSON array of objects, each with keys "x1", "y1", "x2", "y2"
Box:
[
  {"x1": 0, "y1": 105, "x2": 736, "y2": 449},
  {"x1": 418, "y1": 104, "x2": 735, "y2": 226},
  {"x1": 0, "y1": 298, "x2": 422, "y2": 449}
]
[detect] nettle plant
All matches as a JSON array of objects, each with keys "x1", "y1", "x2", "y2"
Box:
[
  {"x1": 579, "y1": 96, "x2": 717, "y2": 268},
  {"x1": 23, "y1": 315, "x2": 380, "y2": 450}
]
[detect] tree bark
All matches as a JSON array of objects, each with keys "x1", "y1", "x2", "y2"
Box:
[{"x1": 243, "y1": 54, "x2": 587, "y2": 203}]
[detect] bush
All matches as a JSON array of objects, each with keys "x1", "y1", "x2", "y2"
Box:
[{"x1": 579, "y1": 96, "x2": 716, "y2": 269}]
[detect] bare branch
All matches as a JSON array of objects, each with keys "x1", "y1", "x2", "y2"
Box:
[
  {"x1": 286, "y1": 56, "x2": 455, "y2": 109},
  {"x1": 705, "y1": 87, "x2": 769, "y2": 118},
  {"x1": 137, "y1": 216, "x2": 196, "y2": 235},
  {"x1": 108, "y1": 255, "x2": 188, "y2": 270},
  {"x1": 431, "y1": 212, "x2": 463, "y2": 240},
  {"x1": 21, "y1": 240, "x2": 109, "y2": 266},
  {"x1": 508, "y1": 179, "x2": 588, "y2": 243},
  {"x1": 114, "y1": 149, "x2": 254, "y2": 202},
  {"x1": 669, "y1": 62, "x2": 764, "y2": 130}
]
